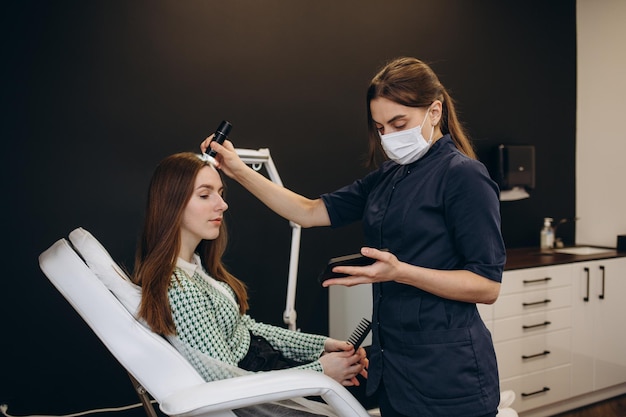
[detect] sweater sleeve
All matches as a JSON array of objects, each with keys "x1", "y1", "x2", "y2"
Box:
[
  {"x1": 240, "y1": 314, "x2": 326, "y2": 371},
  {"x1": 169, "y1": 270, "x2": 326, "y2": 376}
]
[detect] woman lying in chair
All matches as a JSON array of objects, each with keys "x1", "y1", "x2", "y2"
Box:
[{"x1": 132, "y1": 152, "x2": 368, "y2": 389}]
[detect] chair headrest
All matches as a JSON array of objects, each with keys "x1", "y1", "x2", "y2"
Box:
[{"x1": 69, "y1": 227, "x2": 142, "y2": 317}]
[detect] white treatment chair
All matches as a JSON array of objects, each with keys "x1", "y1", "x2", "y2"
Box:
[{"x1": 38, "y1": 227, "x2": 372, "y2": 417}]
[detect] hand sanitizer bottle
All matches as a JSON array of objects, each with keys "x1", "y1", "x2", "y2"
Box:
[{"x1": 540, "y1": 217, "x2": 554, "y2": 250}]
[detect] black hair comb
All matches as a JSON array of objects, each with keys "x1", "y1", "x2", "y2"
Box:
[{"x1": 347, "y1": 318, "x2": 372, "y2": 349}]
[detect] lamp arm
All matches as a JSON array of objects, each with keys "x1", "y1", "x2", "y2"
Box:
[{"x1": 235, "y1": 148, "x2": 301, "y2": 331}]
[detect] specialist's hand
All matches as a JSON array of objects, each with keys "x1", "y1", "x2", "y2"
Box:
[
  {"x1": 199, "y1": 134, "x2": 215, "y2": 154},
  {"x1": 319, "y1": 349, "x2": 367, "y2": 386},
  {"x1": 322, "y1": 247, "x2": 399, "y2": 288},
  {"x1": 199, "y1": 137, "x2": 248, "y2": 178},
  {"x1": 325, "y1": 247, "x2": 501, "y2": 305}
]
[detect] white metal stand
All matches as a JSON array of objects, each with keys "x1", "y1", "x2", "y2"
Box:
[{"x1": 235, "y1": 148, "x2": 301, "y2": 331}]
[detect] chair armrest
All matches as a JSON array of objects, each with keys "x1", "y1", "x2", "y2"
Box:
[{"x1": 159, "y1": 369, "x2": 370, "y2": 417}]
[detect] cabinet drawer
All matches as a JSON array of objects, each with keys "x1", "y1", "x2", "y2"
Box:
[
  {"x1": 495, "y1": 329, "x2": 571, "y2": 379},
  {"x1": 500, "y1": 365, "x2": 571, "y2": 413},
  {"x1": 493, "y1": 308, "x2": 571, "y2": 342},
  {"x1": 501, "y1": 265, "x2": 572, "y2": 295},
  {"x1": 494, "y1": 286, "x2": 571, "y2": 319}
]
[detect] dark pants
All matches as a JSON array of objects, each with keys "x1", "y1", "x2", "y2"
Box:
[{"x1": 238, "y1": 332, "x2": 308, "y2": 371}]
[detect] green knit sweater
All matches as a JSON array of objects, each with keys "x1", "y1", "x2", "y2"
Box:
[{"x1": 168, "y1": 256, "x2": 327, "y2": 381}]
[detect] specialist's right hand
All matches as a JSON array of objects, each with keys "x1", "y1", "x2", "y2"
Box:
[
  {"x1": 199, "y1": 134, "x2": 214, "y2": 154},
  {"x1": 200, "y1": 137, "x2": 247, "y2": 178}
]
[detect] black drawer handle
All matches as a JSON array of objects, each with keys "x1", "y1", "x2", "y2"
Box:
[
  {"x1": 522, "y1": 350, "x2": 551, "y2": 359},
  {"x1": 599, "y1": 265, "x2": 605, "y2": 300},
  {"x1": 584, "y1": 267, "x2": 590, "y2": 302},
  {"x1": 523, "y1": 277, "x2": 552, "y2": 284},
  {"x1": 521, "y1": 387, "x2": 550, "y2": 397},
  {"x1": 522, "y1": 299, "x2": 551, "y2": 307},
  {"x1": 523, "y1": 321, "x2": 551, "y2": 329}
]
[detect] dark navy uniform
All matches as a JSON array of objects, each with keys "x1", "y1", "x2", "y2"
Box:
[{"x1": 322, "y1": 135, "x2": 506, "y2": 416}]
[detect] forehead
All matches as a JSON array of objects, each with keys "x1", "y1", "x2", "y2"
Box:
[
  {"x1": 194, "y1": 165, "x2": 223, "y2": 189},
  {"x1": 370, "y1": 97, "x2": 419, "y2": 123}
]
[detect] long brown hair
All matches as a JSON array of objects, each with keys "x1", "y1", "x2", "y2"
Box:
[
  {"x1": 133, "y1": 152, "x2": 249, "y2": 335},
  {"x1": 366, "y1": 57, "x2": 476, "y2": 167}
]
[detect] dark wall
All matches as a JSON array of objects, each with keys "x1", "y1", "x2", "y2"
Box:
[{"x1": 1, "y1": 1, "x2": 576, "y2": 413}]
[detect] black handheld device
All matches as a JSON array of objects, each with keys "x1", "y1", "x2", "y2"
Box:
[
  {"x1": 206, "y1": 120, "x2": 232, "y2": 159},
  {"x1": 318, "y1": 251, "x2": 386, "y2": 283}
]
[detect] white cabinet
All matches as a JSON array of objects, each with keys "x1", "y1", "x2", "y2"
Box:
[
  {"x1": 493, "y1": 257, "x2": 626, "y2": 416},
  {"x1": 571, "y1": 257, "x2": 626, "y2": 396},
  {"x1": 495, "y1": 265, "x2": 573, "y2": 413},
  {"x1": 328, "y1": 283, "x2": 373, "y2": 346}
]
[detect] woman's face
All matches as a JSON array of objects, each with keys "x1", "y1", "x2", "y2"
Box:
[
  {"x1": 180, "y1": 165, "x2": 228, "y2": 246},
  {"x1": 370, "y1": 96, "x2": 432, "y2": 135}
]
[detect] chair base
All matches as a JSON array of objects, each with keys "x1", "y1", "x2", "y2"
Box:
[{"x1": 128, "y1": 372, "x2": 159, "y2": 417}]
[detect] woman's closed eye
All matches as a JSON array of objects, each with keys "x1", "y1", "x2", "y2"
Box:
[{"x1": 200, "y1": 192, "x2": 223, "y2": 200}]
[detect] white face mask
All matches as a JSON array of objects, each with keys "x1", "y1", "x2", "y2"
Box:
[{"x1": 379, "y1": 108, "x2": 435, "y2": 165}]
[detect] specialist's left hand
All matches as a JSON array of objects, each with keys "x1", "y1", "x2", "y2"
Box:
[{"x1": 322, "y1": 247, "x2": 399, "y2": 288}]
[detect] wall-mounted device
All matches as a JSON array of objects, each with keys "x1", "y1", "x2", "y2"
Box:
[{"x1": 497, "y1": 144, "x2": 535, "y2": 201}]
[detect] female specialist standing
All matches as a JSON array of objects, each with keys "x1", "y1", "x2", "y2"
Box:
[
  {"x1": 201, "y1": 57, "x2": 506, "y2": 417},
  {"x1": 132, "y1": 152, "x2": 367, "y2": 389}
]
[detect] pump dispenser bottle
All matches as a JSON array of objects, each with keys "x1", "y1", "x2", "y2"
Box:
[{"x1": 540, "y1": 217, "x2": 554, "y2": 250}]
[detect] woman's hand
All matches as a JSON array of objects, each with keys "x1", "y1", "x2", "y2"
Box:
[
  {"x1": 320, "y1": 337, "x2": 369, "y2": 386},
  {"x1": 324, "y1": 337, "x2": 352, "y2": 353},
  {"x1": 319, "y1": 347, "x2": 368, "y2": 386}
]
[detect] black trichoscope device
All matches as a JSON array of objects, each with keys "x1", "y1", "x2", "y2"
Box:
[{"x1": 204, "y1": 120, "x2": 232, "y2": 163}]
